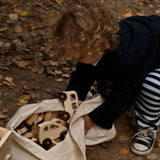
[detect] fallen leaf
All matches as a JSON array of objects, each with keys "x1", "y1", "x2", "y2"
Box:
[
  {"x1": 56, "y1": 78, "x2": 63, "y2": 82},
  {"x1": 0, "y1": 93, "x2": 2, "y2": 98},
  {"x1": 55, "y1": 70, "x2": 62, "y2": 75},
  {"x1": 15, "y1": 61, "x2": 28, "y2": 68},
  {"x1": 0, "y1": 27, "x2": 7, "y2": 32},
  {"x1": 12, "y1": 39, "x2": 22, "y2": 46},
  {"x1": 29, "y1": 26, "x2": 36, "y2": 30},
  {"x1": 147, "y1": 153, "x2": 158, "y2": 160},
  {"x1": 3, "y1": 81, "x2": 16, "y2": 86},
  {"x1": 3, "y1": 108, "x2": 8, "y2": 113},
  {"x1": 20, "y1": 11, "x2": 29, "y2": 17},
  {"x1": 119, "y1": 135, "x2": 129, "y2": 141},
  {"x1": 17, "y1": 95, "x2": 30, "y2": 106},
  {"x1": 9, "y1": 13, "x2": 18, "y2": 20},
  {"x1": 119, "y1": 149, "x2": 129, "y2": 155},
  {"x1": 123, "y1": 9, "x2": 132, "y2": 18},
  {"x1": 31, "y1": 64, "x2": 44, "y2": 75},
  {"x1": 0, "y1": 114, "x2": 8, "y2": 119},
  {"x1": 157, "y1": 139, "x2": 160, "y2": 147},
  {"x1": 15, "y1": 25, "x2": 23, "y2": 33},
  {"x1": 155, "y1": 9, "x2": 160, "y2": 14},
  {"x1": 4, "y1": 77, "x2": 13, "y2": 83},
  {"x1": 0, "y1": 100, "x2": 3, "y2": 107}
]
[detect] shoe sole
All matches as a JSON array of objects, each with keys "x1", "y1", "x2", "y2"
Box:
[{"x1": 130, "y1": 144, "x2": 154, "y2": 156}]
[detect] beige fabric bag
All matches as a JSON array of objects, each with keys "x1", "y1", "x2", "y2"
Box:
[{"x1": 6, "y1": 95, "x2": 116, "y2": 160}]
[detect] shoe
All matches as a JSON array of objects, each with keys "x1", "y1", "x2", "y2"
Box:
[{"x1": 130, "y1": 129, "x2": 155, "y2": 156}]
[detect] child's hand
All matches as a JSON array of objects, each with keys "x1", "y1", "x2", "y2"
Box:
[{"x1": 83, "y1": 114, "x2": 95, "y2": 135}]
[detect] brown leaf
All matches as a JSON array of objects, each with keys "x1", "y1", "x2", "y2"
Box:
[
  {"x1": 15, "y1": 25, "x2": 23, "y2": 33},
  {"x1": 12, "y1": 39, "x2": 22, "y2": 46},
  {"x1": 15, "y1": 61, "x2": 28, "y2": 68},
  {"x1": 0, "y1": 114, "x2": 8, "y2": 119}
]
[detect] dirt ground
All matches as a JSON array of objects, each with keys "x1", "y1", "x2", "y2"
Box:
[{"x1": 0, "y1": 0, "x2": 160, "y2": 160}]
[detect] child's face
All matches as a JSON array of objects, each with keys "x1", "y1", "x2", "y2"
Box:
[{"x1": 72, "y1": 54, "x2": 101, "y2": 64}]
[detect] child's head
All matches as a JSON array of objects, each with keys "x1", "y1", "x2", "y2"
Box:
[{"x1": 53, "y1": 1, "x2": 119, "y2": 62}]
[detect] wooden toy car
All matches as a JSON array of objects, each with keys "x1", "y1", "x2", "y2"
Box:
[
  {"x1": 0, "y1": 127, "x2": 12, "y2": 160},
  {"x1": 58, "y1": 91, "x2": 79, "y2": 123},
  {"x1": 37, "y1": 118, "x2": 68, "y2": 149}
]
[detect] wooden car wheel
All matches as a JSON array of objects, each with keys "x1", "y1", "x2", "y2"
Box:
[
  {"x1": 42, "y1": 138, "x2": 52, "y2": 149},
  {"x1": 58, "y1": 92, "x2": 67, "y2": 101},
  {"x1": 61, "y1": 112, "x2": 70, "y2": 121},
  {"x1": 60, "y1": 131, "x2": 67, "y2": 140}
]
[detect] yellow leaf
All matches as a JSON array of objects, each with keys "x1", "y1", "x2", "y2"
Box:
[
  {"x1": 17, "y1": 102, "x2": 27, "y2": 106},
  {"x1": 123, "y1": 9, "x2": 132, "y2": 18},
  {"x1": 20, "y1": 11, "x2": 29, "y2": 17},
  {"x1": 119, "y1": 149, "x2": 129, "y2": 155},
  {"x1": 3, "y1": 81, "x2": 16, "y2": 86},
  {"x1": 30, "y1": 26, "x2": 36, "y2": 30},
  {"x1": 31, "y1": 64, "x2": 44, "y2": 75}
]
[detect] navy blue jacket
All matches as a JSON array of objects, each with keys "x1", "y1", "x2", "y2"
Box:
[{"x1": 66, "y1": 15, "x2": 160, "y2": 129}]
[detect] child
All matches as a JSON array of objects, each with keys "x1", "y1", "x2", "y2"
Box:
[{"x1": 53, "y1": 1, "x2": 160, "y2": 156}]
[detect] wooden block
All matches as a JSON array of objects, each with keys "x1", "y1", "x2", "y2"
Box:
[
  {"x1": 0, "y1": 127, "x2": 12, "y2": 160},
  {"x1": 23, "y1": 132, "x2": 33, "y2": 139},
  {"x1": 25, "y1": 113, "x2": 39, "y2": 126},
  {"x1": 31, "y1": 137, "x2": 38, "y2": 143},
  {"x1": 16, "y1": 126, "x2": 28, "y2": 135},
  {"x1": 31, "y1": 124, "x2": 38, "y2": 138},
  {"x1": 44, "y1": 112, "x2": 58, "y2": 122},
  {"x1": 34, "y1": 113, "x2": 44, "y2": 124},
  {"x1": 4, "y1": 154, "x2": 11, "y2": 160}
]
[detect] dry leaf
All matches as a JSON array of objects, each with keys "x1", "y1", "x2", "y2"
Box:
[
  {"x1": 147, "y1": 153, "x2": 158, "y2": 160},
  {"x1": 55, "y1": 70, "x2": 62, "y2": 75},
  {"x1": 119, "y1": 149, "x2": 129, "y2": 155},
  {"x1": 157, "y1": 139, "x2": 160, "y2": 147},
  {"x1": 5, "y1": 77, "x2": 13, "y2": 83},
  {"x1": 0, "y1": 114, "x2": 8, "y2": 119},
  {"x1": 12, "y1": 39, "x2": 22, "y2": 46},
  {"x1": 31, "y1": 64, "x2": 44, "y2": 75},
  {"x1": 17, "y1": 95, "x2": 30, "y2": 106},
  {"x1": 15, "y1": 61, "x2": 28, "y2": 68},
  {"x1": 20, "y1": 11, "x2": 29, "y2": 17},
  {"x1": 123, "y1": 9, "x2": 132, "y2": 18},
  {"x1": 119, "y1": 135, "x2": 129, "y2": 141},
  {"x1": 3, "y1": 81, "x2": 16, "y2": 86},
  {"x1": 3, "y1": 108, "x2": 8, "y2": 113},
  {"x1": 9, "y1": 13, "x2": 18, "y2": 20},
  {"x1": 15, "y1": 25, "x2": 23, "y2": 33}
]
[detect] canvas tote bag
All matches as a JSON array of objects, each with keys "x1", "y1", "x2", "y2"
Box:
[{"x1": 6, "y1": 94, "x2": 116, "y2": 160}]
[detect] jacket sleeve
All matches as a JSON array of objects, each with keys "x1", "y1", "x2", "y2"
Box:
[
  {"x1": 89, "y1": 74, "x2": 141, "y2": 129},
  {"x1": 66, "y1": 62, "x2": 96, "y2": 100}
]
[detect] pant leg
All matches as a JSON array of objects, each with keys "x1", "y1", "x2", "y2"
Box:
[{"x1": 135, "y1": 69, "x2": 160, "y2": 133}]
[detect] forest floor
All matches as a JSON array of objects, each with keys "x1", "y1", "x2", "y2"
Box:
[{"x1": 0, "y1": 0, "x2": 160, "y2": 160}]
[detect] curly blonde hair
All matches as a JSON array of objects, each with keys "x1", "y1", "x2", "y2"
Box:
[{"x1": 53, "y1": 0, "x2": 119, "y2": 59}]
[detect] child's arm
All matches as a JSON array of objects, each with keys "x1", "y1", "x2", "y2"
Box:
[{"x1": 66, "y1": 62, "x2": 96, "y2": 101}]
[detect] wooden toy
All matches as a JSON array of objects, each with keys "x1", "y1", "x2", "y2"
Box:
[
  {"x1": 0, "y1": 127, "x2": 12, "y2": 160},
  {"x1": 58, "y1": 91, "x2": 79, "y2": 122},
  {"x1": 37, "y1": 118, "x2": 68, "y2": 149}
]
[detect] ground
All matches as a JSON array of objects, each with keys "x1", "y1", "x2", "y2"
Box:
[{"x1": 0, "y1": 0, "x2": 160, "y2": 160}]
